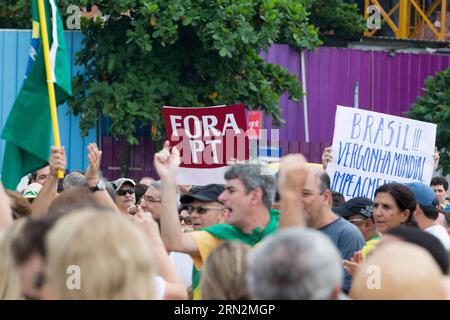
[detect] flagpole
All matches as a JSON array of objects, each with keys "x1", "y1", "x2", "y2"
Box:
[{"x1": 37, "y1": 0, "x2": 64, "y2": 179}]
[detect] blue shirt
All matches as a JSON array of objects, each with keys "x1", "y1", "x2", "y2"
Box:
[{"x1": 319, "y1": 217, "x2": 365, "y2": 293}]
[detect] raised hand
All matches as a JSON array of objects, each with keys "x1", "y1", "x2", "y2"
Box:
[
  {"x1": 278, "y1": 154, "x2": 308, "y2": 197},
  {"x1": 49, "y1": 146, "x2": 66, "y2": 178},
  {"x1": 132, "y1": 206, "x2": 161, "y2": 240},
  {"x1": 154, "y1": 141, "x2": 180, "y2": 181},
  {"x1": 321, "y1": 146, "x2": 333, "y2": 169},
  {"x1": 433, "y1": 146, "x2": 440, "y2": 171},
  {"x1": 85, "y1": 143, "x2": 102, "y2": 185},
  {"x1": 343, "y1": 250, "x2": 364, "y2": 277}
]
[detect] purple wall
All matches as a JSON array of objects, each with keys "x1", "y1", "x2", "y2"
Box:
[
  {"x1": 260, "y1": 45, "x2": 450, "y2": 163},
  {"x1": 102, "y1": 46, "x2": 450, "y2": 181}
]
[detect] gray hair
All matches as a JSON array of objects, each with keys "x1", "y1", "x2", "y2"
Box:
[
  {"x1": 149, "y1": 180, "x2": 161, "y2": 191},
  {"x1": 319, "y1": 171, "x2": 331, "y2": 195},
  {"x1": 149, "y1": 180, "x2": 180, "y2": 206},
  {"x1": 224, "y1": 164, "x2": 275, "y2": 210},
  {"x1": 63, "y1": 172, "x2": 86, "y2": 191},
  {"x1": 247, "y1": 228, "x2": 343, "y2": 300}
]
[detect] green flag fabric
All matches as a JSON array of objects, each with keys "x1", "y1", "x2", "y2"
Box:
[{"x1": 1, "y1": 0, "x2": 72, "y2": 190}]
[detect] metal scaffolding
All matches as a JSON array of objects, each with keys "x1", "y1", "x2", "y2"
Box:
[{"x1": 364, "y1": 0, "x2": 449, "y2": 40}]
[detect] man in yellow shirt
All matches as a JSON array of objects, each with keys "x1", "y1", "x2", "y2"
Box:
[
  {"x1": 333, "y1": 197, "x2": 380, "y2": 258},
  {"x1": 155, "y1": 142, "x2": 279, "y2": 299}
]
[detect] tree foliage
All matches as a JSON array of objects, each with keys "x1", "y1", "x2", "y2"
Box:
[
  {"x1": 407, "y1": 67, "x2": 450, "y2": 175},
  {"x1": 309, "y1": 0, "x2": 366, "y2": 38},
  {"x1": 0, "y1": 0, "x2": 368, "y2": 144},
  {"x1": 0, "y1": 0, "x2": 31, "y2": 29},
  {"x1": 60, "y1": 0, "x2": 322, "y2": 144}
]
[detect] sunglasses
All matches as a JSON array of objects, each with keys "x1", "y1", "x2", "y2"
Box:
[
  {"x1": 179, "y1": 215, "x2": 193, "y2": 225},
  {"x1": 117, "y1": 188, "x2": 135, "y2": 196},
  {"x1": 187, "y1": 205, "x2": 224, "y2": 214}
]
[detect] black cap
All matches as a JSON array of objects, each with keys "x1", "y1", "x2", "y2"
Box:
[
  {"x1": 180, "y1": 184, "x2": 225, "y2": 204},
  {"x1": 333, "y1": 197, "x2": 373, "y2": 219}
]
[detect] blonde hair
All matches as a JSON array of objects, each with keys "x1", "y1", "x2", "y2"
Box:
[
  {"x1": 45, "y1": 208, "x2": 156, "y2": 299},
  {"x1": 200, "y1": 241, "x2": 250, "y2": 300},
  {"x1": 0, "y1": 219, "x2": 27, "y2": 299}
]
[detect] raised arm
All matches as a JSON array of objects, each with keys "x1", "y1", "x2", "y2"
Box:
[
  {"x1": 84, "y1": 143, "x2": 120, "y2": 213},
  {"x1": 31, "y1": 146, "x2": 66, "y2": 218},
  {"x1": 0, "y1": 181, "x2": 13, "y2": 229},
  {"x1": 278, "y1": 154, "x2": 308, "y2": 228},
  {"x1": 133, "y1": 207, "x2": 187, "y2": 300},
  {"x1": 156, "y1": 141, "x2": 198, "y2": 255}
]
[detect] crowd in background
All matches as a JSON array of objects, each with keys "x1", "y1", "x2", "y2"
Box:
[{"x1": 1, "y1": 142, "x2": 450, "y2": 300}]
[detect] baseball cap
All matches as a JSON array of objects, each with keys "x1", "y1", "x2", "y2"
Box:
[
  {"x1": 23, "y1": 183, "x2": 42, "y2": 199},
  {"x1": 405, "y1": 182, "x2": 438, "y2": 207},
  {"x1": 180, "y1": 184, "x2": 225, "y2": 204},
  {"x1": 112, "y1": 178, "x2": 136, "y2": 191},
  {"x1": 333, "y1": 197, "x2": 373, "y2": 219}
]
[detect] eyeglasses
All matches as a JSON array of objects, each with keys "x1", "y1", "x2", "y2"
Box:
[
  {"x1": 140, "y1": 195, "x2": 161, "y2": 203},
  {"x1": 117, "y1": 188, "x2": 135, "y2": 196},
  {"x1": 179, "y1": 215, "x2": 193, "y2": 225},
  {"x1": 187, "y1": 205, "x2": 224, "y2": 214}
]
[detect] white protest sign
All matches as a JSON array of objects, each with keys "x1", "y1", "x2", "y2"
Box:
[{"x1": 326, "y1": 106, "x2": 437, "y2": 200}]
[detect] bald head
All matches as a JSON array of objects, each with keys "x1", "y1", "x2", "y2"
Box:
[
  {"x1": 302, "y1": 166, "x2": 333, "y2": 227},
  {"x1": 350, "y1": 242, "x2": 446, "y2": 300}
]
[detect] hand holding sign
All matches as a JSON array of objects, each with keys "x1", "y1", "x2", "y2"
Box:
[
  {"x1": 321, "y1": 146, "x2": 333, "y2": 169},
  {"x1": 154, "y1": 141, "x2": 180, "y2": 181}
]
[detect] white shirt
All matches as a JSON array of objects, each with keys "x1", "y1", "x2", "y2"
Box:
[
  {"x1": 425, "y1": 225, "x2": 450, "y2": 251},
  {"x1": 154, "y1": 276, "x2": 166, "y2": 300},
  {"x1": 169, "y1": 252, "x2": 193, "y2": 287}
]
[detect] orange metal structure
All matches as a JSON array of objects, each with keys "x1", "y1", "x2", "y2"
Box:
[{"x1": 364, "y1": 0, "x2": 449, "y2": 40}]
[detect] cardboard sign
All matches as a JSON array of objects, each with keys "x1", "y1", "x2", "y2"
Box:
[
  {"x1": 247, "y1": 111, "x2": 262, "y2": 139},
  {"x1": 163, "y1": 104, "x2": 249, "y2": 185},
  {"x1": 326, "y1": 106, "x2": 437, "y2": 200}
]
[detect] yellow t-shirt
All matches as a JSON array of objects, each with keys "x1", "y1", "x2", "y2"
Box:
[
  {"x1": 190, "y1": 230, "x2": 224, "y2": 271},
  {"x1": 190, "y1": 231, "x2": 224, "y2": 300}
]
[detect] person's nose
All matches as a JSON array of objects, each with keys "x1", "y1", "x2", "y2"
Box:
[
  {"x1": 218, "y1": 191, "x2": 226, "y2": 203},
  {"x1": 191, "y1": 209, "x2": 200, "y2": 218}
]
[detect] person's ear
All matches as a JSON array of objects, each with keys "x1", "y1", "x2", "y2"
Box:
[
  {"x1": 323, "y1": 189, "x2": 332, "y2": 205},
  {"x1": 219, "y1": 209, "x2": 230, "y2": 223},
  {"x1": 250, "y1": 187, "x2": 263, "y2": 204},
  {"x1": 401, "y1": 209, "x2": 411, "y2": 223}
]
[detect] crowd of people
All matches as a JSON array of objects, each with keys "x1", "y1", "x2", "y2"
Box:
[{"x1": 1, "y1": 142, "x2": 450, "y2": 300}]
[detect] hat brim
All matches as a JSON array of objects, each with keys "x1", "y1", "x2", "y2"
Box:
[
  {"x1": 114, "y1": 180, "x2": 135, "y2": 191},
  {"x1": 180, "y1": 194, "x2": 218, "y2": 204},
  {"x1": 332, "y1": 205, "x2": 354, "y2": 218}
]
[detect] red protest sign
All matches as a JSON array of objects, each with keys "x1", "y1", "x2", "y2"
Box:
[
  {"x1": 163, "y1": 104, "x2": 249, "y2": 171},
  {"x1": 247, "y1": 110, "x2": 262, "y2": 139}
]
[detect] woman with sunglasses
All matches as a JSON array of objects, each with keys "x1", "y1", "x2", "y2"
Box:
[{"x1": 112, "y1": 178, "x2": 136, "y2": 215}]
